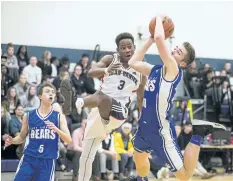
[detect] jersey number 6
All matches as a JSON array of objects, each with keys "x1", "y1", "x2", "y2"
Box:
[{"x1": 118, "y1": 80, "x2": 125, "y2": 90}]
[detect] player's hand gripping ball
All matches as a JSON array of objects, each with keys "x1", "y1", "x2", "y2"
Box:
[{"x1": 149, "y1": 15, "x2": 174, "y2": 39}]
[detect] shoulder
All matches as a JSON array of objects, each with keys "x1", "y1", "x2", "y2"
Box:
[
  {"x1": 100, "y1": 55, "x2": 114, "y2": 66},
  {"x1": 114, "y1": 132, "x2": 122, "y2": 139}
]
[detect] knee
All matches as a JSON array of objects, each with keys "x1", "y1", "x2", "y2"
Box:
[
  {"x1": 120, "y1": 153, "x2": 128, "y2": 161},
  {"x1": 133, "y1": 152, "x2": 149, "y2": 164}
]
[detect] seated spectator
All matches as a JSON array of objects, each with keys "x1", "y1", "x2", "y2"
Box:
[
  {"x1": 13, "y1": 74, "x2": 30, "y2": 99},
  {"x1": 53, "y1": 69, "x2": 70, "y2": 91},
  {"x1": 16, "y1": 45, "x2": 29, "y2": 74},
  {"x1": 178, "y1": 121, "x2": 214, "y2": 179},
  {"x1": 37, "y1": 50, "x2": 52, "y2": 78},
  {"x1": 59, "y1": 56, "x2": 70, "y2": 72},
  {"x1": 9, "y1": 104, "x2": 25, "y2": 159},
  {"x1": 173, "y1": 100, "x2": 191, "y2": 125},
  {"x1": 50, "y1": 56, "x2": 60, "y2": 79},
  {"x1": 1, "y1": 64, "x2": 15, "y2": 99},
  {"x1": 3, "y1": 43, "x2": 19, "y2": 82},
  {"x1": 114, "y1": 123, "x2": 134, "y2": 179},
  {"x1": 19, "y1": 85, "x2": 40, "y2": 112},
  {"x1": 66, "y1": 119, "x2": 101, "y2": 181},
  {"x1": 78, "y1": 53, "x2": 90, "y2": 74},
  {"x1": 1, "y1": 106, "x2": 10, "y2": 158},
  {"x1": 23, "y1": 56, "x2": 42, "y2": 86},
  {"x1": 71, "y1": 64, "x2": 87, "y2": 96},
  {"x1": 98, "y1": 133, "x2": 119, "y2": 180},
  {"x1": 219, "y1": 80, "x2": 231, "y2": 104},
  {"x1": 2, "y1": 87, "x2": 19, "y2": 115},
  {"x1": 185, "y1": 61, "x2": 201, "y2": 98},
  {"x1": 224, "y1": 61, "x2": 232, "y2": 76}
]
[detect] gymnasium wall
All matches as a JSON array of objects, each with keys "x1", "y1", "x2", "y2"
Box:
[{"x1": 1, "y1": 1, "x2": 233, "y2": 59}]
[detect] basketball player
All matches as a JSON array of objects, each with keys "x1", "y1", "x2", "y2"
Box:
[
  {"x1": 4, "y1": 83, "x2": 72, "y2": 181},
  {"x1": 75, "y1": 32, "x2": 146, "y2": 181},
  {"x1": 120, "y1": 16, "x2": 226, "y2": 181}
]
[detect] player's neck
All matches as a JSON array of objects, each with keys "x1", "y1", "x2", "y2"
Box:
[{"x1": 38, "y1": 104, "x2": 53, "y2": 116}]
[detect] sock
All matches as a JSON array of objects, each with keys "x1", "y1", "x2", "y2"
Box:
[
  {"x1": 137, "y1": 176, "x2": 148, "y2": 181},
  {"x1": 190, "y1": 134, "x2": 203, "y2": 146}
]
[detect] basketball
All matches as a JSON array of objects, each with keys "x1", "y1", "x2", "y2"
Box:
[{"x1": 149, "y1": 16, "x2": 174, "y2": 39}]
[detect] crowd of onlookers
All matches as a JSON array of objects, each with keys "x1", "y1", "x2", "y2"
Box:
[{"x1": 1, "y1": 43, "x2": 233, "y2": 180}]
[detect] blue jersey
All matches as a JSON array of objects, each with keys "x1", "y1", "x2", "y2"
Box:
[
  {"x1": 24, "y1": 109, "x2": 60, "y2": 159},
  {"x1": 139, "y1": 65, "x2": 182, "y2": 133}
]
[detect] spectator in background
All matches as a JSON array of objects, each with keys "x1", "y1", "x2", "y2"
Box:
[
  {"x1": 19, "y1": 85, "x2": 40, "y2": 112},
  {"x1": 173, "y1": 100, "x2": 191, "y2": 126},
  {"x1": 50, "y1": 56, "x2": 59, "y2": 79},
  {"x1": 224, "y1": 62, "x2": 232, "y2": 76},
  {"x1": 1, "y1": 55, "x2": 8, "y2": 66},
  {"x1": 1, "y1": 64, "x2": 14, "y2": 99},
  {"x1": 71, "y1": 64, "x2": 87, "y2": 96},
  {"x1": 2, "y1": 87, "x2": 19, "y2": 115},
  {"x1": 16, "y1": 45, "x2": 29, "y2": 74},
  {"x1": 13, "y1": 74, "x2": 30, "y2": 99},
  {"x1": 53, "y1": 69, "x2": 70, "y2": 91},
  {"x1": 59, "y1": 56, "x2": 70, "y2": 72},
  {"x1": 66, "y1": 119, "x2": 101, "y2": 181},
  {"x1": 37, "y1": 50, "x2": 52, "y2": 78},
  {"x1": 114, "y1": 123, "x2": 134, "y2": 179},
  {"x1": 23, "y1": 56, "x2": 42, "y2": 86},
  {"x1": 78, "y1": 53, "x2": 90, "y2": 74},
  {"x1": 219, "y1": 80, "x2": 231, "y2": 104},
  {"x1": 4, "y1": 43, "x2": 19, "y2": 82},
  {"x1": 98, "y1": 133, "x2": 119, "y2": 180},
  {"x1": 185, "y1": 61, "x2": 201, "y2": 98},
  {"x1": 1, "y1": 106, "x2": 10, "y2": 158},
  {"x1": 90, "y1": 61, "x2": 101, "y2": 91},
  {"x1": 9, "y1": 104, "x2": 25, "y2": 159}
]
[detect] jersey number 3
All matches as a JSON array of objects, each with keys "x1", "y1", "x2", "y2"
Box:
[{"x1": 118, "y1": 80, "x2": 125, "y2": 90}]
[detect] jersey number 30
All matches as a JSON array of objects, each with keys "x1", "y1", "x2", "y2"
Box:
[
  {"x1": 38, "y1": 145, "x2": 44, "y2": 153},
  {"x1": 118, "y1": 80, "x2": 125, "y2": 90}
]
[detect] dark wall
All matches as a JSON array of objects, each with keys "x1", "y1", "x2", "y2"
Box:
[{"x1": 1, "y1": 44, "x2": 232, "y2": 71}]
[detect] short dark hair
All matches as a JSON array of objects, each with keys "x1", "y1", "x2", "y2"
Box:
[
  {"x1": 115, "y1": 32, "x2": 134, "y2": 47},
  {"x1": 82, "y1": 53, "x2": 89, "y2": 58},
  {"x1": 38, "y1": 83, "x2": 56, "y2": 96},
  {"x1": 183, "y1": 42, "x2": 195, "y2": 65},
  {"x1": 50, "y1": 56, "x2": 57, "y2": 64},
  {"x1": 1, "y1": 56, "x2": 7, "y2": 59}
]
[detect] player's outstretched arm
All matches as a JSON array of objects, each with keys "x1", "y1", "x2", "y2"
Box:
[
  {"x1": 154, "y1": 16, "x2": 178, "y2": 79},
  {"x1": 137, "y1": 75, "x2": 147, "y2": 113},
  {"x1": 4, "y1": 114, "x2": 28, "y2": 148},
  {"x1": 45, "y1": 114, "x2": 72, "y2": 144},
  {"x1": 87, "y1": 55, "x2": 121, "y2": 77},
  {"x1": 128, "y1": 38, "x2": 154, "y2": 76}
]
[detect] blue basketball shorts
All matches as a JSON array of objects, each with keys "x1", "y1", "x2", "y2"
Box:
[{"x1": 14, "y1": 154, "x2": 56, "y2": 181}]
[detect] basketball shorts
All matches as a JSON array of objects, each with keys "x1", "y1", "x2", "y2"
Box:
[
  {"x1": 84, "y1": 98, "x2": 128, "y2": 139},
  {"x1": 14, "y1": 154, "x2": 55, "y2": 181},
  {"x1": 132, "y1": 125, "x2": 184, "y2": 172}
]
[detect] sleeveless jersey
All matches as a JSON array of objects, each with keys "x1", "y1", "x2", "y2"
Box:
[
  {"x1": 139, "y1": 65, "x2": 182, "y2": 133},
  {"x1": 100, "y1": 53, "x2": 142, "y2": 105},
  {"x1": 24, "y1": 109, "x2": 60, "y2": 159}
]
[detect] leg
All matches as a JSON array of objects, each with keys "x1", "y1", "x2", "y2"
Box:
[
  {"x1": 13, "y1": 155, "x2": 34, "y2": 181},
  {"x1": 99, "y1": 152, "x2": 107, "y2": 173},
  {"x1": 133, "y1": 152, "x2": 150, "y2": 178},
  {"x1": 111, "y1": 155, "x2": 119, "y2": 174},
  {"x1": 173, "y1": 119, "x2": 226, "y2": 180},
  {"x1": 77, "y1": 91, "x2": 112, "y2": 120},
  {"x1": 72, "y1": 151, "x2": 82, "y2": 179},
  {"x1": 120, "y1": 153, "x2": 129, "y2": 173},
  {"x1": 34, "y1": 159, "x2": 55, "y2": 181},
  {"x1": 92, "y1": 152, "x2": 101, "y2": 178},
  {"x1": 79, "y1": 137, "x2": 102, "y2": 181}
]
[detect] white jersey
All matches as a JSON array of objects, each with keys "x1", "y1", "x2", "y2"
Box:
[{"x1": 100, "y1": 53, "x2": 142, "y2": 105}]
